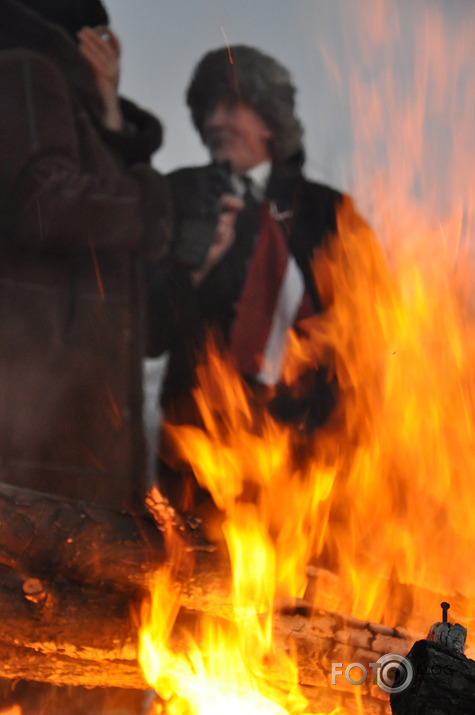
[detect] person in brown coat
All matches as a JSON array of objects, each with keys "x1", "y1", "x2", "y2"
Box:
[
  {"x1": 0, "y1": 1, "x2": 171, "y2": 712},
  {"x1": 0, "y1": 0, "x2": 171, "y2": 511}
]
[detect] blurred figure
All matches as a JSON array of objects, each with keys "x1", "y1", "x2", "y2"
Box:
[
  {"x1": 146, "y1": 46, "x2": 347, "y2": 512},
  {"x1": 0, "y1": 2, "x2": 170, "y2": 710},
  {"x1": 0, "y1": 0, "x2": 171, "y2": 511}
]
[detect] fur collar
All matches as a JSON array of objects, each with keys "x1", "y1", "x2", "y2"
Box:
[{"x1": 0, "y1": 0, "x2": 104, "y2": 123}]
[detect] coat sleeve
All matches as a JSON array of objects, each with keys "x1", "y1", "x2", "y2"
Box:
[
  {"x1": 144, "y1": 256, "x2": 196, "y2": 356},
  {"x1": 0, "y1": 50, "x2": 170, "y2": 254},
  {"x1": 98, "y1": 97, "x2": 164, "y2": 166}
]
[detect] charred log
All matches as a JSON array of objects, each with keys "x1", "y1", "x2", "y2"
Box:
[{"x1": 389, "y1": 639, "x2": 475, "y2": 715}]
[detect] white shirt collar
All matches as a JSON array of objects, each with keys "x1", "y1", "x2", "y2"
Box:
[
  {"x1": 245, "y1": 160, "x2": 272, "y2": 194},
  {"x1": 231, "y1": 160, "x2": 272, "y2": 199}
]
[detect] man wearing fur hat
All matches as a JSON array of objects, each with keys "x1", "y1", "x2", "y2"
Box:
[
  {"x1": 146, "y1": 45, "x2": 343, "y2": 511},
  {"x1": 0, "y1": 0, "x2": 171, "y2": 512}
]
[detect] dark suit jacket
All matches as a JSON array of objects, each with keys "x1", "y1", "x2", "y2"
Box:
[{"x1": 146, "y1": 153, "x2": 344, "y2": 421}]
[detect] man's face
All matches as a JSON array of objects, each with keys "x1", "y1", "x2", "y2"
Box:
[{"x1": 202, "y1": 98, "x2": 272, "y2": 174}]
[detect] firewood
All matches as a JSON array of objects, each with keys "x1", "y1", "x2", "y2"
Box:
[
  {"x1": 0, "y1": 482, "x2": 230, "y2": 689},
  {"x1": 389, "y1": 639, "x2": 475, "y2": 714},
  {"x1": 0, "y1": 481, "x2": 447, "y2": 714},
  {"x1": 0, "y1": 559, "x2": 406, "y2": 715},
  {"x1": 0, "y1": 482, "x2": 229, "y2": 600}
]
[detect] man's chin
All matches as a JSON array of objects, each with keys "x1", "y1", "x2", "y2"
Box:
[{"x1": 210, "y1": 148, "x2": 234, "y2": 165}]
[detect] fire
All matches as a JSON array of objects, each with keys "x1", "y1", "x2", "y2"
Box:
[
  {"x1": 282, "y1": 199, "x2": 475, "y2": 626},
  {"x1": 139, "y1": 192, "x2": 474, "y2": 713},
  {"x1": 150, "y1": 194, "x2": 475, "y2": 622},
  {"x1": 138, "y1": 517, "x2": 335, "y2": 715},
  {"x1": 138, "y1": 366, "x2": 335, "y2": 713},
  {"x1": 140, "y1": 582, "x2": 299, "y2": 715},
  {"x1": 138, "y1": 338, "x2": 349, "y2": 713},
  {"x1": 139, "y1": 5, "x2": 474, "y2": 714}
]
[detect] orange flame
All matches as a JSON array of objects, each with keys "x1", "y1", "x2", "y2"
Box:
[
  {"x1": 139, "y1": 186, "x2": 474, "y2": 714},
  {"x1": 138, "y1": 339, "x2": 343, "y2": 713},
  {"x1": 139, "y1": 4, "x2": 474, "y2": 714},
  {"x1": 283, "y1": 199, "x2": 475, "y2": 627}
]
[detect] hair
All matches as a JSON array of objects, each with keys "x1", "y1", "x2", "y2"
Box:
[
  {"x1": 17, "y1": 0, "x2": 109, "y2": 38},
  {"x1": 186, "y1": 45, "x2": 304, "y2": 163}
]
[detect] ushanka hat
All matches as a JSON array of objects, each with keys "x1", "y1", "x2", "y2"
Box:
[{"x1": 18, "y1": 0, "x2": 109, "y2": 37}]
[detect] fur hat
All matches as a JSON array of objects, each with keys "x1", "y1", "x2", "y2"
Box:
[
  {"x1": 186, "y1": 45, "x2": 303, "y2": 163},
  {"x1": 17, "y1": 0, "x2": 109, "y2": 37}
]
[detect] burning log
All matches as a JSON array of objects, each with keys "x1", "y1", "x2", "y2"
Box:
[
  {"x1": 0, "y1": 482, "x2": 229, "y2": 599},
  {"x1": 0, "y1": 479, "x2": 153, "y2": 688},
  {"x1": 0, "y1": 481, "x2": 455, "y2": 715},
  {"x1": 0, "y1": 598, "x2": 410, "y2": 711},
  {"x1": 0, "y1": 566, "x2": 146, "y2": 689},
  {"x1": 0, "y1": 539, "x2": 412, "y2": 715},
  {"x1": 0, "y1": 481, "x2": 230, "y2": 687}
]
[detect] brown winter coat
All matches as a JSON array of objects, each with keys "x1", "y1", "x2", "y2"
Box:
[{"x1": 0, "y1": 0, "x2": 170, "y2": 509}]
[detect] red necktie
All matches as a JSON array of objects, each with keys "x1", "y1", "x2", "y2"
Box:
[{"x1": 229, "y1": 201, "x2": 313, "y2": 385}]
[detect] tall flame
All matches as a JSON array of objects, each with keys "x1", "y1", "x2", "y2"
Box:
[
  {"x1": 138, "y1": 335, "x2": 352, "y2": 714},
  {"x1": 282, "y1": 198, "x2": 475, "y2": 625},
  {"x1": 139, "y1": 194, "x2": 474, "y2": 711},
  {"x1": 138, "y1": 341, "x2": 340, "y2": 714}
]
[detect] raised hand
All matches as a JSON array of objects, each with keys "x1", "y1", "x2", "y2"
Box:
[
  {"x1": 77, "y1": 26, "x2": 123, "y2": 131},
  {"x1": 190, "y1": 193, "x2": 245, "y2": 286}
]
